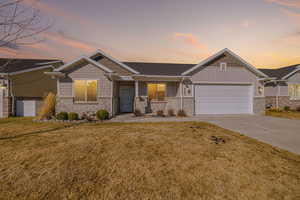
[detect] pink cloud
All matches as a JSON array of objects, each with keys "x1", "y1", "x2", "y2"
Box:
[
  {"x1": 42, "y1": 31, "x2": 95, "y2": 52},
  {"x1": 22, "y1": 0, "x2": 95, "y2": 26},
  {"x1": 172, "y1": 33, "x2": 206, "y2": 50},
  {"x1": 265, "y1": 0, "x2": 300, "y2": 8}
]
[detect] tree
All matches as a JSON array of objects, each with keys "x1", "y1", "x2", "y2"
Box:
[{"x1": 0, "y1": 0, "x2": 51, "y2": 49}]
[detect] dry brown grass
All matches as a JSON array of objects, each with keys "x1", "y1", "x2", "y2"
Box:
[
  {"x1": 0, "y1": 118, "x2": 300, "y2": 200},
  {"x1": 266, "y1": 110, "x2": 300, "y2": 120}
]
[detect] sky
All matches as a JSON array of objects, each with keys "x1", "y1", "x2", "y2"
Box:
[{"x1": 1, "y1": 0, "x2": 300, "y2": 69}]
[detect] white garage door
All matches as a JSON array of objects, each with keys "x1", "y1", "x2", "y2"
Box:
[
  {"x1": 16, "y1": 100, "x2": 36, "y2": 117},
  {"x1": 195, "y1": 84, "x2": 253, "y2": 114}
]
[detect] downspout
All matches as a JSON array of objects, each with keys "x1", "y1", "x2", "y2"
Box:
[
  {"x1": 108, "y1": 73, "x2": 114, "y2": 117},
  {"x1": 180, "y1": 78, "x2": 183, "y2": 110}
]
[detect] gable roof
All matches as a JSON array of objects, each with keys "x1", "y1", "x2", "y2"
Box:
[
  {"x1": 54, "y1": 56, "x2": 113, "y2": 73},
  {"x1": 259, "y1": 64, "x2": 300, "y2": 80},
  {"x1": 181, "y1": 48, "x2": 268, "y2": 77},
  {"x1": 0, "y1": 58, "x2": 62, "y2": 74},
  {"x1": 89, "y1": 49, "x2": 140, "y2": 74},
  {"x1": 123, "y1": 62, "x2": 195, "y2": 76}
]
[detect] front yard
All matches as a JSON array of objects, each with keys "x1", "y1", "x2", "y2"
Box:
[
  {"x1": 0, "y1": 118, "x2": 299, "y2": 200},
  {"x1": 266, "y1": 110, "x2": 300, "y2": 120}
]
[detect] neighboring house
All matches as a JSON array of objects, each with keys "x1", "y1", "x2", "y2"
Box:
[
  {"x1": 0, "y1": 58, "x2": 63, "y2": 118},
  {"x1": 47, "y1": 48, "x2": 267, "y2": 117},
  {"x1": 260, "y1": 64, "x2": 300, "y2": 109}
]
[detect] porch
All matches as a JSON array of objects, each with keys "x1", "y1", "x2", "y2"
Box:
[{"x1": 113, "y1": 75, "x2": 194, "y2": 116}]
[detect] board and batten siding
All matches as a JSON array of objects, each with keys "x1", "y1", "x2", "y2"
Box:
[{"x1": 59, "y1": 62, "x2": 112, "y2": 98}]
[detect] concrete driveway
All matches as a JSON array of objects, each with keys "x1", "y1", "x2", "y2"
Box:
[{"x1": 196, "y1": 115, "x2": 300, "y2": 155}]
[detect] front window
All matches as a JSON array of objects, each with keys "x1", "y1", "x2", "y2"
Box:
[
  {"x1": 289, "y1": 84, "x2": 300, "y2": 100},
  {"x1": 74, "y1": 80, "x2": 97, "y2": 102},
  {"x1": 147, "y1": 83, "x2": 166, "y2": 101}
]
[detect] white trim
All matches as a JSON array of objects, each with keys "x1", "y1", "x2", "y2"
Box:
[
  {"x1": 89, "y1": 49, "x2": 140, "y2": 74},
  {"x1": 182, "y1": 48, "x2": 268, "y2": 77},
  {"x1": 193, "y1": 81, "x2": 252, "y2": 85},
  {"x1": 54, "y1": 56, "x2": 113, "y2": 73},
  {"x1": 282, "y1": 65, "x2": 300, "y2": 80},
  {"x1": 220, "y1": 62, "x2": 227, "y2": 72},
  {"x1": 133, "y1": 75, "x2": 191, "y2": 78},
  {"x1": 36, "y1": 60, "x2": 62, "y2": 65}
]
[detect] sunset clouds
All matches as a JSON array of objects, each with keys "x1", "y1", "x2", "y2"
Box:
[
  {"x1": 265, "y1": 0, "x2": 300, "y2": 8},
  {"x1": 172, "y1": 33, "x2": 206, "y2": 50}
]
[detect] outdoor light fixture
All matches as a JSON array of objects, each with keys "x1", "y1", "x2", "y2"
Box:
[
  {"x1": 0, "y1": 83, "x2": 7, "y2": 89},
  {"x1": 258, "y1": 86, "x2": 263, "y2": 95}
]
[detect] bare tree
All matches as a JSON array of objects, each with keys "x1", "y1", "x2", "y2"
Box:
[{"x1": 0, "y1": 0, "x2": 51, "y2": 49}]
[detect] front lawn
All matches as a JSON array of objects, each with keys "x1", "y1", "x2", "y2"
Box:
[
  {"x1": 266, "y1": 110, "x2": 300, "y2": 120},
  {"x1": 0, "y1": 118, "x2": 299, "y2": 199}
]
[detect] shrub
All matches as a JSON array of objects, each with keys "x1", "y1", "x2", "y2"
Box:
[
  {"x1": 56, "y1": 112, "x2": 68, "y2": 120},
  {"x1": 156, "y1": 110, "x2": 165, "y2": 117},
  {"x1": 177, "y1": 109, "x2": 187, "y2": 117},
  {"x1": 284, "y1": 106, "x2": 291, "y2": 112},
  {"x1": 167, "y1": 109, "x2": 175, "y2": 117},
  {"x1": 37, "y1": 92, "x2": 56, "y2": 120},
  {"x1": 68, "y1": 112, "x2": 79, "y2": 121},
  {"x1": 268, "y1": 108, "x2": 282, "y2": 113},
  {"x1": 296, "y1": 106, "x2": 300, "y2": 112},
  {"x1": 96, "y1": 109, "x2": 109, "y2": 121},
  {"x1": 134, "y1": 109, "x2": 143, "y2": 117}
]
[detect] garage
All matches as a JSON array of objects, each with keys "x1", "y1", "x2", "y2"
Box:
[
  {"x1": 194, "y1": 84, "x2": 253, "y2": 114},
  {"x1": 16, "y1": 100, "x2": 37, "y2": 117}
]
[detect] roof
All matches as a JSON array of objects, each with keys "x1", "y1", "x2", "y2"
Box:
[
  {"x1": 259, "y1": 64, "x2": 300, "y2": 80},
  {"x1": 181, "y1": 48, "x2": 268, "y2": 77},
  {"x1": 123, "y1": 62, "x2": 195, "y2": 76},
  {"x1": 0, "y1": 58, "x2": 62, "y2": 74}
]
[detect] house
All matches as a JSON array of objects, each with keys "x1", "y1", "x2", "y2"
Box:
[
  {"x1": 47, "y1": 48, "x2": 268, "y2": 117},
  {"x1": 0, "y1": 58, "x2": 63, "y2": 118},
  {"x1": 260, "y1": 64, "x2": 300, "y2": 109}
]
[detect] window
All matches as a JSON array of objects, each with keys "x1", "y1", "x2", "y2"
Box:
[
  {"x1": 147, "y1": 83, "x2": 166, "y2": 101},
  {"x1": 289, "y1": 84, "x2": 300, "y2": 100},
  {"x1": 74, "y1": 80, "x2": 97, "y2": 102},
  {"x1": 220, "y1": 62, "x2": 227, "y2": 72}
]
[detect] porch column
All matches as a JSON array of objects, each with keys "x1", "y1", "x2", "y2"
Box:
[
  {"x1": 180, "y1": 79, "x2": 183, "y2": 110},
  {"x1": 135, "y1": 80, "x2": 139, "y2": 97}
]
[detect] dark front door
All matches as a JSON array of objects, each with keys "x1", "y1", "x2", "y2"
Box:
[{"x1": 119, "y1": 85, "x2": 135, "y2": 113}]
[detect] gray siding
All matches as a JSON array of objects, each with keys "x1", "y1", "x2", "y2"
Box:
[
  {"x1": 57, "y1": 62, "x2": 113, "y2": 115},
  {"x1": 59, "y1": 62, "x2": 112, "y2": 98}
]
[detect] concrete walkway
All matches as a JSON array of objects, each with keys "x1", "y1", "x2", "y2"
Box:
[{"x1": 111, "y1": 114, "x2": 300, "y2": 155}]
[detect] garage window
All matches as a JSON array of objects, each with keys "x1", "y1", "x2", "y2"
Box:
[
  {"x1": 147, "y1": 83, "x2": 166, "y2": 101},
  {"x1": 289, "y1": 84, "x2": 300, "y2": 100},
  {"x1": 74, "y1": 80, "x2": 97, "y2": 102}
]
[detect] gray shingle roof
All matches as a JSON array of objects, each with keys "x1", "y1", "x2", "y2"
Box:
[
  {"x1": 123, "y1": 62, "x2": 195, "y2": 76},
  {"x1": 259, "y1": 64, "x2": 300, "y2": 79},
  {"x1": 0, "y1": 58, "x2": 62, "y2": 74}
]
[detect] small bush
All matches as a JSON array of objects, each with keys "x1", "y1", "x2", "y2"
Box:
[
  {"x1": 134, "y1": 109, "x2": 143, "y2": 117},
  {"x1": 96, "y1": 110, "x2": 109, "y2": 121},
  {"x1": 268, "y1": 108, "x2": 282, "y2": 113},
  {"x1": 177, "y1": 109, "x2": 187, "y2": 117},
  {"x1": 296, "y1": 106, "x2": 300, "y2": 112},
  {"x1": 284, "y1": 106, "x2": 291, "y2": 112},
  {"x1": 156, "y1": 110, "x2": 165, "y2": 117},
  {"x1": 68, "y1": 112, "x2": 79, "y2": 121},
  {"x1": 168, "y1": 109, "x2": 175, "y2": 117},
  {"x1": 37, "y1": 92, "x2": 56, "y2": 120},
  {"x1": 56, "y1": 112, "x2": 68, "y2": 120}
]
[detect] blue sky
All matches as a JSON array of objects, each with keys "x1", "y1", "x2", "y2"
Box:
[{"x1": 2, "y1": 0, "x2": 300, "y2": 68}]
